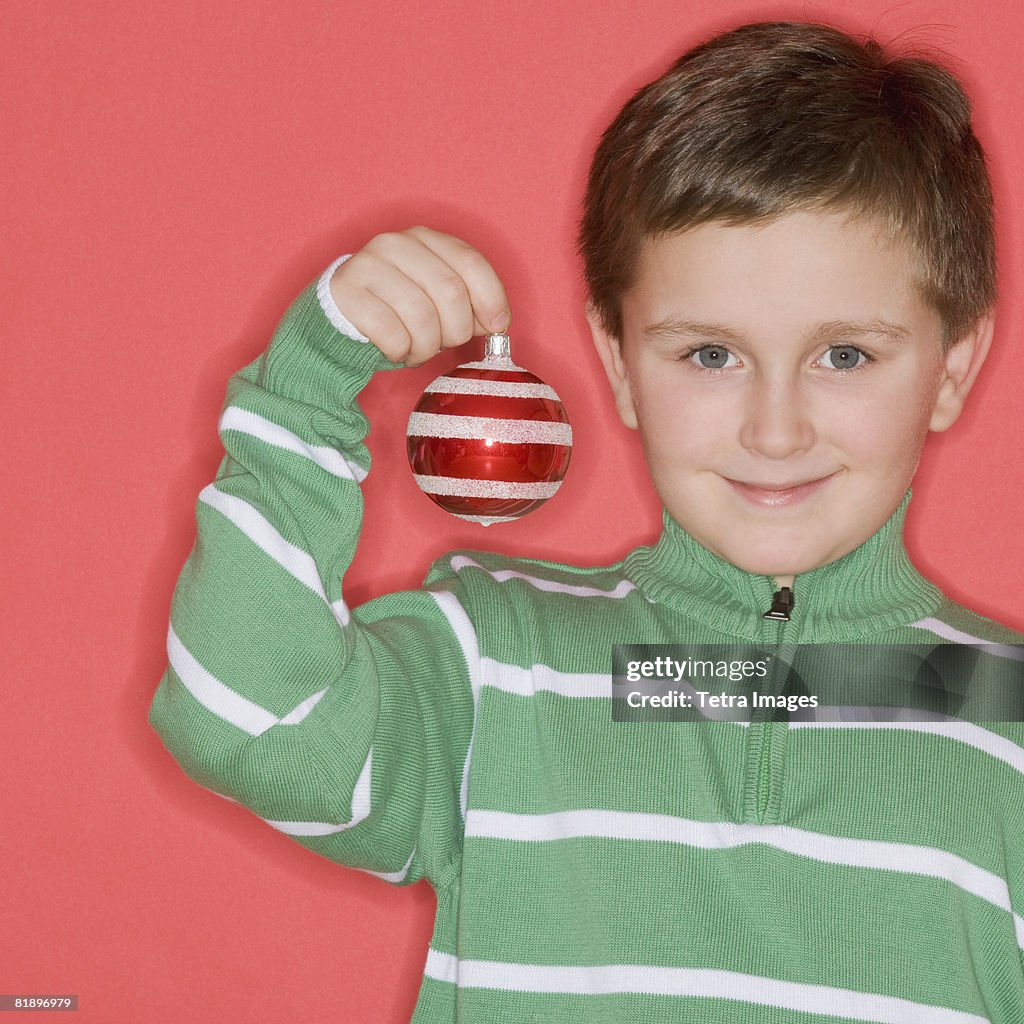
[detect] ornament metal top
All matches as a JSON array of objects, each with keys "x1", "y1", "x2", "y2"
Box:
[{"x1": 406, "y1": 331, "x2": 572, "y2": 525}]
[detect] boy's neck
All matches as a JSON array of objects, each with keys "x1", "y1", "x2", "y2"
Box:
[{"x1": 772, "y1": 575, "x2": 794, "y2": 590}]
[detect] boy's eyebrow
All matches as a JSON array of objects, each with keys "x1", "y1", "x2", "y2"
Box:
[
  {"x1": 809, "y1": 319, "x2": 912, "y2": 344},
  {"x1": 641, "y1": 316, "x2": 912, "y2": 344},
  {"x1": 642, "y1": 317, "x2": 746, "y2": 344}
]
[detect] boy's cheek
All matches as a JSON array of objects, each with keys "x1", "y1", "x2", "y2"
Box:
[{"x1": 634, "y1": 383, "x2": 728, "y2": 441}]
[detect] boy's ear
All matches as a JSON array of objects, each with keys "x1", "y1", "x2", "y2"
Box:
[
  {"x1": 585, "y1": 300, "x2": 639, "y2": 430},
  {"x1": 929, "y1": 312, "x2": 996, "y2": 432}
]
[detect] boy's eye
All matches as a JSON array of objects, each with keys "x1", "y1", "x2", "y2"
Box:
[
  {"x1": 822, "y1": 345, "x2": 869, "y2": 371},
  {"x1": 688, "y1": 345, "x2": 737, "y2": 370}
]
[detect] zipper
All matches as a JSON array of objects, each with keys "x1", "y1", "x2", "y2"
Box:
[
  {"x1": 763, "y1": 586, "x2": 794, "y2": 622},
  {"x1": 743, "y1": 583, "x2": 796, "y2": 823}
]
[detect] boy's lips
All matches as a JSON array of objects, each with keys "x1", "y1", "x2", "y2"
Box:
[{"x1": 723, "y1": 471, "x2": 841, "y2": 508}]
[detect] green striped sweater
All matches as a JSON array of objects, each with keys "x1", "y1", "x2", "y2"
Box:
[{"x1": 149, "y1": 260, "x2": 1024, "y2": 1023}]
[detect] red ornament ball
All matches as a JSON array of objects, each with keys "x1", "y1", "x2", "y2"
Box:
[{"x1": 406, "y1": 336, "x2": 572, "y2": 525}]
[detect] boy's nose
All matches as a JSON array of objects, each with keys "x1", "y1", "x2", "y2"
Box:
[{"x1": 738, "y1": 379, "x2": 816, "y2": 459}]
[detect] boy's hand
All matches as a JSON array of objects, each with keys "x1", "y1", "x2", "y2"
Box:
[{"x1": 330, "y1": 227, "x2": 512, "y2": 367}]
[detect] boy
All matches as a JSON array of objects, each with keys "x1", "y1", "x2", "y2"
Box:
[{"x1": 149, "y1": 20, "x2": 1024, "y2": 1023}]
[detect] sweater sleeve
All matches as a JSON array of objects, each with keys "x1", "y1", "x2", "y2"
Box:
[{"x1": 147, "y1": 260, "x2": 476, "y2": 889}]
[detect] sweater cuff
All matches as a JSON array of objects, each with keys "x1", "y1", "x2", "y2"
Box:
[
  {"x1": 316, "y1": 254, "x2": 372, "y2": 344},
  {"x1": 260, "y1": 264, "x2": 400, "y2": 412}
]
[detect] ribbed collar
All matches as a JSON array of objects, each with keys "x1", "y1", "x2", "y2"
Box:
[{"x1": 624, "y1": 489, "x2": 942, "y2": 642}]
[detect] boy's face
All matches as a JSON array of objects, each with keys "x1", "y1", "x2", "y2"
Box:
[{"x1": 588, "y1": 210, "x2": 993, "y2": 582}]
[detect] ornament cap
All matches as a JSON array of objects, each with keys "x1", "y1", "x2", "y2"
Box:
[{"x1": 484, "y1": 332, "x2": 512, "y2": 362}]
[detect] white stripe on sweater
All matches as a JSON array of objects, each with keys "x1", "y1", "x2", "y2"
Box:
[
  {"x1": 167, "y1": 625, "x2": 327, "y2": 735},
  {"x1": 219, "y1": 406, "x2": 368, "y2": 483},
  {"x1": 263, "y1": 749, "x2": 373, "y2": 835},
  {"x1": 909, "y1": 617, "x2": 1024, "y2": 661},
  {"x1": 478, "y1": 658, "x2": 1024, "y2": 752},
  {"x1": 278, "y1": 687, "x2": 330, "y2": 725},
  {"x1": 449, "y1": 554, "x2": 636, "y2": 600},
  {"x1": 464, "y1": 644, "x2": 1024, "y2": 776},
  {"x1": 207, "y1": 767, "x2": 407, "y2": 879},
  {"x1": 429, "y1": 590, "x2": 483, "y2": 821},
  {"x1": 362, "y1": 848, "x2": 416, "y2": 883},
  {"x1": 198, "y1": 483, "x2": 350, "y2": 626},
  {"x1": 481, "y1": 659, "x2": 610, "y2": 698},
  {"x1": 788, "y1": 718, "x2": 1024, "y2": 775},
  {"x1": 167, "y1": 624, "x2": 280, "y2": 736},
  {"x1": 464, "y1": 809, "x2": 1024, "y2": 950},
  {"x1": 421, "y1": 951, "x2": 989, "y2": 1022}
]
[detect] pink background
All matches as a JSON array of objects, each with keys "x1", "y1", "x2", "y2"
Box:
[{"x1": 4, "y1": 1, "x2": 1023, "y2": 1021}]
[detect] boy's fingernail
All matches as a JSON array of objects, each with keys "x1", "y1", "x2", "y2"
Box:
[{"x1": 491, "y1": 310, "x2": 510, "y2": 332}]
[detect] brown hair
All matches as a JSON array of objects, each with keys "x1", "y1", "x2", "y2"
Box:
[{"x1": 577, "y1": 21, "x2": 996, "y2": 347}]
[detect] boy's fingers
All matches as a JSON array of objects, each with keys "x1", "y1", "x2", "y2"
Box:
[
  {"x1": 332, "y1": 227, "x2": 511, "y2": 367},
  {"x1": 406, "y1": 226, "x2": 511, "y2": 334},
  {"x1": 365, "y1": 231, "x2": 476, "y2": 350},
  {"x1": 338, "y1": 252, "x2": 444, "y2": 364},
  {"x1": 338, "y1": 286, "x2": 414, "y2": 362}
]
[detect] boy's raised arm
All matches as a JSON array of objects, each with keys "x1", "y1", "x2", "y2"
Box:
[{"x1": 148, "y1": 228, "x2": 510, "y2": 888}]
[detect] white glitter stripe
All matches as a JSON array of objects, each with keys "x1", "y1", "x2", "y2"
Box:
[
  {"x1": 909, "y1": 617, "x2": 1024, "y2": 661},
  {"x1": 407, "y1": 412, "x2": 572, "y2": 445},
  {"x1": 423, "y1": 376, "x2": 560, "y2": 400},
  {"x1": 316, "y1": 255, "x2": 371, "y2": 343},
  {"x1": 420, "y1": 952, "x2": 990, "y2": 1021},
  {"x1": 413, "y1": 475, "x2": 562, "y2": 499}
]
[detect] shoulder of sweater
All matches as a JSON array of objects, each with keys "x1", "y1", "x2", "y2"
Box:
[
  {"x1": 919, "y1": 594, "x2": 1024, "y2": 645},
  {"x1": 421, "y1": 546, "x2": 638, "y2": 601}
]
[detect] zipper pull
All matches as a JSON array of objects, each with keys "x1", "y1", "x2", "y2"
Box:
[{"x1": 763, "y1": 586, "x2": 794, "y2": 621}]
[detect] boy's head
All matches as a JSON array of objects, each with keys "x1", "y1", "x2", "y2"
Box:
[
  {"x1": 579, "y1": 21, "x2": 997, "y2": 580},
  {"x1": 579, "y1": 20, "x2": 995, "y2": 350}
]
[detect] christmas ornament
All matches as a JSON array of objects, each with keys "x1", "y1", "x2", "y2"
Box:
[{"x1": 406, "y1": 332, "x2": 572, "y2": 525}]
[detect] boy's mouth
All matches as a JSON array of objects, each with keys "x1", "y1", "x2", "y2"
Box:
[{"x1": 723, "y1": 471, "x2": 841, "y2": 508}]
